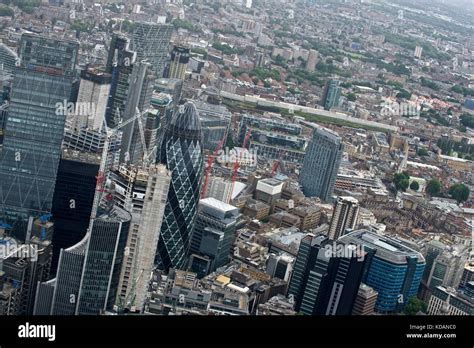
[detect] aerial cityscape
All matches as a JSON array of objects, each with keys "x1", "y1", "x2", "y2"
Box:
[{"x1": 0, "y1": 0, "x2": 473, "y2": 326}]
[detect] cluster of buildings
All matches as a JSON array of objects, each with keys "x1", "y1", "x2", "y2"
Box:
[{"x1": 0, "y1": 0, "x2": 472, "y2": 318}]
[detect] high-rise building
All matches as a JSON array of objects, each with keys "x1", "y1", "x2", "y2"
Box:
[
  {"x1": 105, "y1": 35, "x2": 135, "y2": 128},
  {"x1": 188, "y1": 198, "x2": 239, "y2": 276},
  {"x1": 351, "y1": 283, "x2": 378, "y2": 315},
  {"x1": 288, "y1": 234, "x2": 366, "y2": 315},
  {"x1": 339, "y1": 230, "x2": 425, "y2": 313},
  {"x1": 66, "y1": 69, "x2": 111, "y2": 132},
  {"x1": 119, "y1": 60, "x2": 154, "y2": 164},
  {"x1": 426, "y1": 247, "x2": 469, "y2": 290},
  {"x1": 0, "y1": 42, "x2": 18, "y2": 75},
  {"x1": 76, "y1": 207, "x2": 131, "y2": 315},
  {"x1": 131, "y1": 22, "x2": 173, "y2": 79},
  {"x1": 34, "y1": 206, "x2": 131, "y2": 315},
  {"x1": 103, "y1": 34, "x2": 154, "y2": 166},
  {"x1": 328, "y1": 196, "x2": 359, "y2": 240},
  {"x1": 150, "y1": 92, "x2": 173, "y2": 157},
  {"x1": 156, "y1": 102, "x2": 204, "y2": 272},
  {"x1": 34, "y1": 236, "x2": 88, "y2": 315},
  {"x1": 422, "y1": 240, "x2": 445, "y2": 283},
  {"x1": 0, "y1": 34, "x2": 78, "y2": 238},
  {"x1": 167, "y1": 46, "x2": 190, "y2": 81},
  {"x1": 49, "y1": 149, "x2": 100, "y2": 276},
  {"x1": 2, "y1": 235, "x2": 52, "y2": 315},
  {"x1": 321, "y1": 79, "x2": 341, "y2": 111},
  {"x1": 299, "y1": 126, "x2": 343, "y2": 202},
  {"x1": 111, "y1": 164, "x2": 170, "y2": 312}
]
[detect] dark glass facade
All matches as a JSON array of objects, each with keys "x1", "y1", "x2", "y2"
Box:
[
  {"x1": 0, "y1": 34, "x2": 78, "y2": 237},
  {"x1": 50, "y1": 152, "x2": 99, "y2": 275},
  {"x1": 156, "y1": 102, "x2": 203, "y2": 272}
]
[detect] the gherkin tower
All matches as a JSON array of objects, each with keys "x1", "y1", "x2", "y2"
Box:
[{"x1": 156, "y1": 102, "x2": 203, "y2": 272}]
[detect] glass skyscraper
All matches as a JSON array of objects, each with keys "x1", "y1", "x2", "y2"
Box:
[
  {"x1": 288, "y1": 234, "x2": 365, "y2": 315},
  {"x1": 156, "y1": 101, "x2": 203, "y2": 272},
  {"x1": 0, "y1": 34, "x2": 78, "y2": 237},
  {"x1": 299, "y1": 126, "x2": 343, "y2": 202},
  {"x1": 322, "y1": 79, "x2": 342, "y2": 111},
  {"x1": 339, "y1": 230, "x2": 425, "y2": 313},
  {"x1": 34, "y1": 206, "x2": 131, "y2": 315},
  {"x1": 131, "y1": 22, "x2": 173, "y2": 79}
]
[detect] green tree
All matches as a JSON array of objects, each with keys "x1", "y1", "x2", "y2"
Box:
[
  {"x1": 448, "y1": 184, "x2": 470, "y2": 203},
  {"x1": 426, "y1": 178, "x2": 441, "y2": 196},
  {"x1": 403, "y1": 297, "x2": 427, "y2": 315},
  {"x1": 393, "y1": 172, "x2": 410, "y2": 192},
  {"x1": 0, "y1": 5, "x2": 14, "y2": 17},
  {"x1": 410, "y1": 181, "x2": 420, "y2": 191},
  {"x1": 460, "y1": 113, "x2": 474, "y2": 129},
  {"x1": 417, "y1": 148, "x2": 428, "y2": 157},
  {"x1": 346, "y1": 93, "x2": 356, "y2": 102}
]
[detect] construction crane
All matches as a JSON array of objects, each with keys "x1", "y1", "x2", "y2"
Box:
[
  {"x1": 200, "y1": 130, "x2": 228, "y2": 198},
  {"x1": 90, "y1": 108, "x2": 149, "y2": 221}
]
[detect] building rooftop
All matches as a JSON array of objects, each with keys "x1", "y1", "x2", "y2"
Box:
[{"x1": 339, "y1": 229, "x2": 425, "y2": 265}]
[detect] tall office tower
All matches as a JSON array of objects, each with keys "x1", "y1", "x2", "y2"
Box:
[
  {"x1": 299, "y1": 126, "x2": 343, "y2": 202},
  {"x1": 321, "y1": 79, "x2": 341, "y2": 110},
  {"x1": 49, "y1": 149, "x2": 100, "y2": 276},
  {"x1": 34, "y1": 206, "x2": 131, "y2": 315},
  {"x1": 106, "y1": 34, "x2": 129, "y2": 75},
  {"x1": 459, "y1": 261, "x2": 474, "y2": 290},
  {"x1": 119, "y1": 60, "x2": 155, "y2": 164},
  {"x1": 422, "y1": 239, "x2": 445, "y2": 283},
  {"x1": 167, "y1": 46, "x2": 190, "y2": 80},
  {"x1": 426, "y1": 246, "x2": 469, "y2": 290},
  {"x1": 131, "y1": 22, "x2": 173, "y2": 79},
  {"x1": 0, "y1": 34, "x2": 78, "y2": 238},
  {"x1": 105, "y1": 35, "x2": 135, "y2": 128},
  {"x1": 2, "y1": 236, "x2": 52, "y2": 315},
  {"x1": 188, "y1": 198, "x2": 239, "y2": 277},
  {"x1": 150, "y1": 92, "x2": 173, "y2": 157},
  {"x1": 0, "y1": 42, "x2": 18, "y2": 75},
  {"x1": 76, "y1": 206, "x2": 131, "y2": 315},
  {"x1": 305, "y1": 49, "x2": 318, "y2": 72},
  {"x1": 66, "y1": 69, "x2": 111, "y2": 132},
  {"x1": 156, "y1": 102, "x2": 204, "y2": 272},
  {"x1": 351, "y1": 283, "x2": 378, "y2": 315},
  {"x1": 288, "y1": 234, "x2": 366, "y2": 315},
  {"x1": 266, "y1": 253, "x2": 294, "y2": 282},
  {"x1": 34, "y1": 236, "x2": 88, "y2": 315},
  {"x1": 328, "y1": 196, "x2": 360, "y2": 241},
  {"x1": 339, "y1": 230, "x2": 426, "y2": 313},
  {"x1": 111, "y1": 164, "x2": 170, "y2": 313}
]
